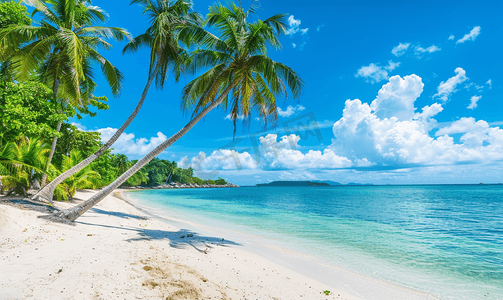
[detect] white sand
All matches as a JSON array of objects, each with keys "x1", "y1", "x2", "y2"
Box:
[{"x1": 0, "y1": 190, "x2": 435, "y2": 300}]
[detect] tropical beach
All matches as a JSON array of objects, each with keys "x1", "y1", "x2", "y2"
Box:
[
  {"x1": 1, "y1": 0, "x2": 502, "y2": 299},
  {"x1": 1, "y1": 188, "x2": 438, "y2": 300}
]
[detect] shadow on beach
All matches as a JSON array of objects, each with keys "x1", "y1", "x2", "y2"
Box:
[
  {"x1": 1, "y1": 193, "x2": 242, "y2": 254},
  {"x1": 76, "y1": 219, "x2": 240, "y2": 253}
]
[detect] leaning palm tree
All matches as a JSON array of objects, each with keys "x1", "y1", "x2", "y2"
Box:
[
  {"x1": 55, "y1": 2, "x2": 303, "y2": 221},
  {"x1": 0, "y1": 0, "x2": 130, "y2": 188},
  {"x1": 31, "y1": 0, "x2": 204, "y2": 202}
]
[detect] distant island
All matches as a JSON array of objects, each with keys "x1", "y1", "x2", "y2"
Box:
[
  {"x1": 256, "y1": 181, "x2": 374, "y2": 187},
  {"x1": 256, "y1": 181, "x2": 331, "y2": 187}
]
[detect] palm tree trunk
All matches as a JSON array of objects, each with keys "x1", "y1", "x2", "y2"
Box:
[
  {"x1": 40, "y1": 120, "x2": 62, "y2": 187},
  {"x1": 56, "y1": 84, "x2": 235, "y2": 222},
  {"x1": 40, "y1": 80, "x2": 62, "y2": 188},
  {"x1": 32, "y1": 65, "x2": 161, "y2": 203}
]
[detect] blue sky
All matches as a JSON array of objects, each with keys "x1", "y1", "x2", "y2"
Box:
[{"x1": 69, "y1": 0, "x2": 503, "y2": 185}]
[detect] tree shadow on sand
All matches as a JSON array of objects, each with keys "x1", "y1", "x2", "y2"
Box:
[
  {"x1": 88, "y1": 207, "x2": 148, "y2": 220},
  {"x1": 2, "y1": 195, "x2": 241, "y2": 253},
  {"x1": 75, "y1": 220, "x2": 241, "y2": 254},
  {"x1": 0, "y1": 198, "x2": 57, "y2": 213}
]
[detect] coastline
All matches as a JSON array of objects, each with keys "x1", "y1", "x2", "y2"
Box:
[
  {"x1": 120, "y1": 189, "x2": 437, "y2": 300},
  {"x1": 1, "y1": 189, "x2": 363, "y2": 299}
]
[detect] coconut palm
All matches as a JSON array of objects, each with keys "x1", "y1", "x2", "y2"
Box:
[
  {"x1": 52, "y1": 150, "x2": 101, "y2": 201},
  {"x1": 32, "y1": 0, "x2": 204, "y2": 202},
  {"x1": 0, "y1": 137, "x2": 49, "y2": 196},
  {"x1": 0, "y1": 0, "x2": 130, "y2": 188},
  {"x1": 55, "y1": 2, "x2": 304, "y2": 221}
]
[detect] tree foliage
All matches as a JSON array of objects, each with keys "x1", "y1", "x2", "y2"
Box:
[
  {"x1": 0, "y1": 1, "x2": 31, "y2": 29},
  {"x1": 52, "y1": 150, "x2": 101, "y2": 201},
  {"x1": 0, "y1": 81, "x2": 65, "y2": 142},
  {"x1": 0, "y1": 137, "x2": 49, "y2": 195}
]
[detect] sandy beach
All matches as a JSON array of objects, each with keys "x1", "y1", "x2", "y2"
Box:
[{"x1": 0, "y1": 189, "x2": 434, "y2": 300}]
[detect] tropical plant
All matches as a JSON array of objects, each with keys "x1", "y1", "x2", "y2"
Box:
[
  {"x1": 32, "y1": 0, "x2": 204, "y2": 202},
  {"x1": 0, "y1": 0, "x2": 31, "y2": 71},
  {"x1": 56, "y1": 2, "x2": 303, "y2": 221},
  {"x1": 0, "y1": 80, "x2": 65, "y2": 142},
  {"x1": 0, "y1": 0, "x2": 130, "y2": 188},
  {"x1": 0, "y1": 1, "x2": 31, "y2": 30},
  {"x1": 52, "y1": 150, "x2": 101, "y2": 201},
  {"x1": 0, "y1": 137, "x2": 49, "y2": 196}
]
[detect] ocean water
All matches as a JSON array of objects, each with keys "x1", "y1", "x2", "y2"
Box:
[{"x1": 127, "y1": 185, "x2": 503, "y2": 299}]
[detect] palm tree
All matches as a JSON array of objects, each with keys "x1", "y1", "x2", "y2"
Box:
[
  {"x1": 0, "y1": 136, "x2": 49, "y2": 196},
  {"x1": 31, "y1": 0, "x2": 204, "y2": 202},
  {"x1": 52, "y1": 150, "x2": 101, "y2": 201},
  {"x1": 0, "y1": 0, "x2": 130, "y2": 188},
  {"x1": 55, "y1": 2, "x2": 304, "y2": 221}
]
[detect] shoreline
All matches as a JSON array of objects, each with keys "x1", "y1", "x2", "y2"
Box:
[
  {"x1": 1, "y1": 189, "x2": 364, "y2": 299},
  {"x1": 120, "y1": 189, "x2": 437, "y2": 300}
]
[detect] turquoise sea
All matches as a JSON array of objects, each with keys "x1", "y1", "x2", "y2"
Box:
[{"x1": 127, "y1": 185, "x2": 503, "y2": 300}]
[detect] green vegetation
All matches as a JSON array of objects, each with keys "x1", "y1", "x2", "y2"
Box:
[
  {"x1": 0, "y1": 0, "x2": 298, "y2": 224},
  {"x1": 0, "y1": 1, "x2": 30, "y2": 29}
]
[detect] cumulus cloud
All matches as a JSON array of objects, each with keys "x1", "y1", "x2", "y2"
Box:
[
  {"x1": 292, "y1": 43, "x2": 296, "y2": 48},
  {"x1": 391, "y1": 42, "x2": 410, "y2": 56},
  {"x1": 355, "y1": 61, "x2": 400, "y2": 84},
  {"x1": 330, "y1": 74, "x2": 503, "y2": 166},
  {"x1": 448, "y1": 34, "x2": 455, "y2": 41},
  {"x1": 181, "y1": 74, "x2": 503, "y2": 178},
  {"x1": 96, "y1": 128, "x2": 167, "y2": 156},
  {"x1": 259, "y1": 134, "x2": 352, "y2": 170},
  {"x1": 415, "y1": 45, "x2": 441, "y2": 54},
  {"x1": 467, "y1": 95, "x2": 481, "y2": 110},
  {"x1": 433, "y1": 67, "x2": 469, "y2": 102},
  {"x1": 456, "y1": 26, "x2": 481, "y2": 44},
  {"x1": 286, "y1": 15, "x2": 306, "y2": 35},
  {"x1": 179, "y1": 150, "x2": 257, "y2": 173},
  {"x1": 277, "y1": 105, "x2": 305, "y2": 117},
  {"x1": 181, "y1": 133, "x2": 352, "y2": 173},
  {"x1": 436, "y1": 117, "x2": 487, "y2": 136}
]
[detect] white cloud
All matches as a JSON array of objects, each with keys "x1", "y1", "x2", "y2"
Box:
[
  {"x1": 259, "y1": 134, "x2": 352, "y2": 170},
  {"x1": 181, "y1": 74, "x2": 503, "y2": 182},
  {"x1": 286, "y1": 15, "x2": 302, "y2": 35},
  {"x1": 316, "y1": 24, "x2": 325, "y2": 32},
  {"x1": 224, "y1": 114, "x2": 245, "y2": 120},
  {"x1": 436, "y1": 117, "x2": 488, "y2": 136},
  {"x1": 433, "y1": 67, "x2": 469, "y2": 102},
  {"x1": 456, "y1": 26, "x2": 481, "y2": 44},
  {"x1": 448, "y1": 34, "x2": 455, "y2": 41},
  {"x1": 355, "y1": 61, "x2": 400, "y2": 84},
  {"x1": 415, "y1": 45, "x2": 441, "y2": 54},
  {"x1": 391, "y1": 42, "x2": 410, "y2": 56},
  {"x1": 277, "y1": 105, "x2": 305, "y2": 117},
  {"x1": 292, "y1": 43, "x2": 296, "y2": 48},
  {"x1": 486, "y1": 79, "x2": 492, "y2": 89},
  {"x1": 179, "y1": 150, "x2": 258, "y2": 172},
  {"x1": 330, "y1": 74, "x2": 503, "y2": 166},
  {"x1": 96, "y1": 128, "x2": 167, "y2": 156},
  {"x1": 467, "y1": 95, "x2": 481, "y2": 110},
  {"x1": 181, "y1": 133, "x2": 352, "y2": 173},
  {"x1": 71, "y1": 122, "x2": 87, "y2": 131},
  {"x1": 300, "y1": 28, "x2": 309, "y2": 35},
  {"x1": 385, "y1": 61, "x2": 400, "y2": 71}
]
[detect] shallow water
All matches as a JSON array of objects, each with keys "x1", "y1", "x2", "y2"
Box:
[{"x1": 127, "y1": 185, "x2": 503, "y2": 300}]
